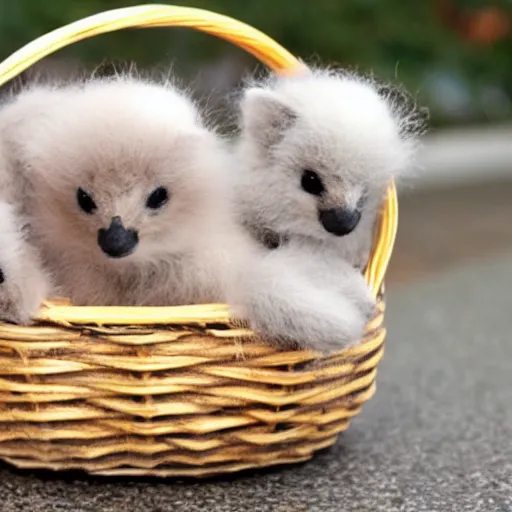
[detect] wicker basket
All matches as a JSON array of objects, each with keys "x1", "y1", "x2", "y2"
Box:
[{"x1": 0, "y1": 5, "x2": 398, "y2": 478}]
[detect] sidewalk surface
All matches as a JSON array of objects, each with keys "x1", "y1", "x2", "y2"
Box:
[
  {"x1": 0, "y1": 251, "x2": 510, "y2": 511},
  {"x1": 414, "y1": 123, "x2": 512, "y2": 189},
  {"x1": 388, "y1": 179, "x2": 512, "y2": 285}
]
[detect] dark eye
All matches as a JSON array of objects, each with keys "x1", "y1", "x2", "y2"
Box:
[
  {"x1": 301, "y1": 169, "x2": 325, "y2": 196},
  {"x1": 76, "y1": 187, "x2": 97, "y2": 214},
  {"x1": 146, "y1": 186, "x2": 169, "y2": 210}
]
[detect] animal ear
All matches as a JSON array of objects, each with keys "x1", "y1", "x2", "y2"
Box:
[
  {"x1": 240, "y1": 88, "x2": 297, "y2": 147},
  {"x1": 377, "y1": 83, "x2": 430, "y2": 139}
]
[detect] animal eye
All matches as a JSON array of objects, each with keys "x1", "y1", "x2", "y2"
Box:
[
  {"x1": 301, "y1": 169, "x2": 325, "y2": 196},
  {"x1": 146, "y1": 186, "x2": 169, "y2": 210},
  {"x1": 76, "y1": 187, "x2": 97, "y2": 214}
]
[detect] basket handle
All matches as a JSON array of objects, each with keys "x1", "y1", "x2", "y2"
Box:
[
  {"x1": 0, "y1": 4, "x2": 307, "y2": 87},
  {"x1": 0, "y1": 4, "x2": 397, "y2": 300}
]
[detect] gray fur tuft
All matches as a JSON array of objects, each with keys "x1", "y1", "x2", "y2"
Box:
[{"x1": 228, "y1": 66, "x2": 428, "y2": 353}]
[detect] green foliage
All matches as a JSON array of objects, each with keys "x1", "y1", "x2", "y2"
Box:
[{"x1": 0, "y1": 0, "x2": 511, "y2": 126}]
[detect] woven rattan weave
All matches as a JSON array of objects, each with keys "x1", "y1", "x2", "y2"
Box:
[{"x1": 0, "y1": 4, "x2": 398, "y2": 477}]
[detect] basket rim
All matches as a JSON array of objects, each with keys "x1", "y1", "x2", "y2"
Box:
[{"x1": 0, "y1": 4, "x2": 398, "y2": 324}]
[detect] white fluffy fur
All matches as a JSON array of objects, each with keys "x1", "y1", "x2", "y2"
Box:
[
  {"x1": 228, "y1": 68, "x2": 428, "y2": 352},
  {"x1": 227, "y1": 239, "x2": 376, "y2": 352},
  {"x1": 0, "y1": 143, "x2": 53, "y2": 325},
  {"x1": 0, "y1": 132, "x2": 53, "y2": 324},
  {"x1": 0, "y1": 76, "x2": 243, "y2": 308},
  {"x1": 0, "y1": 202, "x2": 52, "y2": 324}
]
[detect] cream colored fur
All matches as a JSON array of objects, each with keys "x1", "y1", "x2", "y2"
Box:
[
  {"x1": 0, "y1": 144, "x2": 52, "y2": 323},
  {"x1": 0, "y1": 202, "x2": 52, "y2": 323},
  {"x1": 0, "y1": 76, "x2": 242, "y2": 308}
]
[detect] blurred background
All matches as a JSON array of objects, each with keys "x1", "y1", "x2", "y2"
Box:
[{"x1": 0, "y1": 0, "x2": 511, "y2": 285}]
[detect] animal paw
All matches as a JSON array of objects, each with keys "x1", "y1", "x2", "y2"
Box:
[
  {"x1": 339, "y1": 267, "x2": 378, "y2": 324},
  {"x1": 0, "y1": 265, "x2": 50, "y2": 324},
  {"x1": 359, "y1": 292, "x2": 379, "y2": 323},
  {"x1": 0, "y1": 202, "x2": 52, "y2": 324}
]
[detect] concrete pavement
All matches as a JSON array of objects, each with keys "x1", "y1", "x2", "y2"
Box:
[{"x1": 0, "y1": 252, "x2": 510, "y2": 511}]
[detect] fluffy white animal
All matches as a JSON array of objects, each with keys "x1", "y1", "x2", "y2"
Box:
[
  {"x1": 0, "y1": 74, "x2": 240, "y2": 308},
  {"x1": 228, "y1": 67, "x2": 429, "y2": 352},
  {"x1": 0, "y1": 145, "x2": 53, "y2": 324},
  {"x1": 0, "y1": 201, "x2": 53, "y2": 324}
]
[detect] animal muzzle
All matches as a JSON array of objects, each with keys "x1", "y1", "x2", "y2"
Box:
[
  {"x1": 318, "y1": 207, "x2": 361, "y2": 236},
  {"x1": 97, "y1": 216, "x2": 139, "y2": 258}
]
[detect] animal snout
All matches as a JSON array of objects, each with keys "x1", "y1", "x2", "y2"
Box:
[
  {"x1": 97, "y1": 216, "x2": 139, "y2": 258},
  {"x1": 318, "y1": 207, "x2": 361, "y2": 236}
]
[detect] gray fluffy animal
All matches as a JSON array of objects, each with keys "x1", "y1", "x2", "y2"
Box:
[
  {"x1": 228, "y1": 67, "x2": 429, "y2": 352},
  {"x1": 0, "y1": 75, "x2": 240, "y2": 309}
]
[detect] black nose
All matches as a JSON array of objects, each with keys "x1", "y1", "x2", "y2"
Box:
[
  {"x1": 318, "y1": 207, "x2": 361, "y2": 236},
  {"x1": 97, "y1": 216, "x2": 139, "y2": 258}
]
